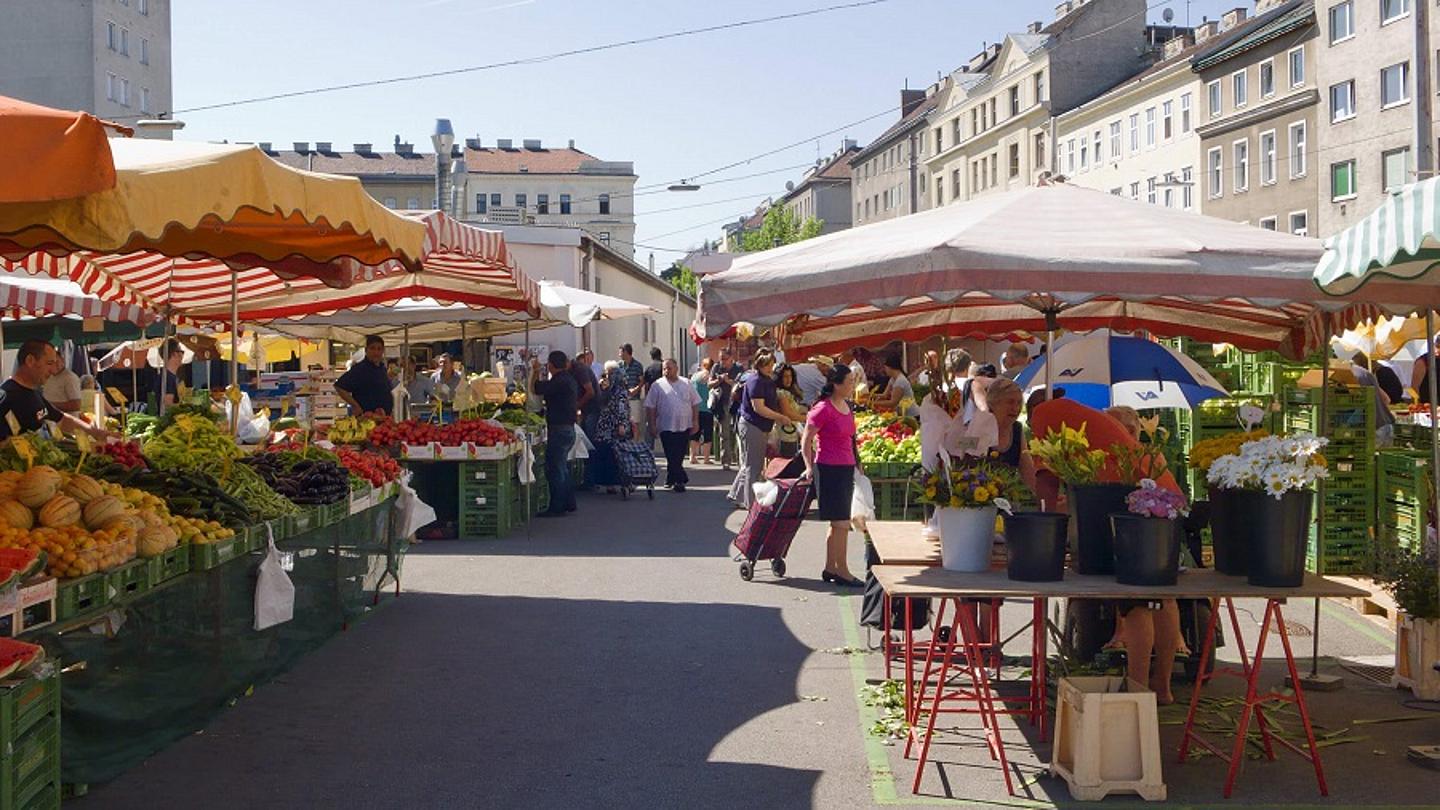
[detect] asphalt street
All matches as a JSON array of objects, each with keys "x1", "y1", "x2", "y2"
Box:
[{"x1": 82, "y1": 464, "x2": 1438, "y2": 809}]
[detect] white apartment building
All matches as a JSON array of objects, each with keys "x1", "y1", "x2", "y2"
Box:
[
  {"x1": 850, "y1": 87, "x2": 942, "y2": 226},
  {"x1": 1054, "y1": 34, "x2": 1205, "y2": 212}
]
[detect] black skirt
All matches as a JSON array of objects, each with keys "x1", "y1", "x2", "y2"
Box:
[{"x1": 815, "y1": 463, "x2": 855, "y2": 521}]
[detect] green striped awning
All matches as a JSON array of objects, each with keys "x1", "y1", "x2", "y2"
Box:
[{"x1": 1315, "y1": 177, "x2": 1440, "y2": 296}]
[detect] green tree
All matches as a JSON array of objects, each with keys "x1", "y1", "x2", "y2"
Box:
[
  {"x1": 741, "y1": 206, "x2": 824, "y2": 252},
  {"x1": 665, "y1": 263, "x2": 698, "y2": 297}
]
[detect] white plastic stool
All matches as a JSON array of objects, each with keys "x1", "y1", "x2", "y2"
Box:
[{"x1": 1051, "y1": 676, "x2": 1166, "y2": 801}]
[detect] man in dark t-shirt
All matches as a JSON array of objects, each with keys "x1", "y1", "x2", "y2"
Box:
[
  {"x1": 532, "y1": 350, "x2": 579, "y2": 517},
  {"x1": 0, "y1": 341, "x2": 110, "y2": 442},
  {"x1": 334, "y1": 335, "x2": 394, "y2": 416}
]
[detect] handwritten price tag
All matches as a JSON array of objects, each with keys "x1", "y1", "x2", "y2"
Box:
[{"x1": 105, "y1": 387, "x2": 128, "y2": 406}]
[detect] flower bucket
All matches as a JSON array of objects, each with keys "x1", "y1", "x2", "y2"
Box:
[
  {"x1": 1067, "y1": 483, "x2": 1132, "y2": 575},
  {"x1": 1240, "y1": 489, "x2": 1312, "y2": 587},
  {"x1": 1110, "y1": 515, "x2": 1181, "y2": 586},
  {"x1": 937, "y1": 506, "x2": 997, "y2": 572},
  {"x1": 1206, "y1": 486, "x2": 1252, "y2": 576},
  {"x1": 1003, "y1": 512, "x2": 1068, "y2": 582}
]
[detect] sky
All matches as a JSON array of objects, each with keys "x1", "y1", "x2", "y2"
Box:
[{"x1": 172, "y1": 0, "x2": 1247, "y2": 265}]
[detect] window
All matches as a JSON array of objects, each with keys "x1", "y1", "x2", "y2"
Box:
[
  {"x1": 1109, "y1": 121, "x2": 1121, "y2": 159},
  {"x1": 105, "y1": 73, "x2": 116, "y2": 102},
  {"x1": 1110, "y1": 188, "x2": 1123, "y2": 196},
  {"x1": 1034, "y1": 132, "x2": 1046, "y2": 168},
  {"x1": 1162, "y1": 175, "x2": 1175, "y2": 208},
  {"x1": 1009, "y1": 85, "x2": 1021, "y2": 116},
  {"x1": 1330, "y1": 1, "x2": 1354, "y2": 43},
  {"x1": 1180, "y1": 93, "x2": 1192, "y2": 132},
  {"x1": 935, "y1": 182, "x2": 943, "y2": 207},
  {"x1": 1129, "y1": 181, "x2": 1140, "y2": 200},
  {"x1": 1208, "y1": 80, "x2": 1222, "y2": 119},
  {"x1": 1162, "y1": 101, "x2": 1173, "y2": 140},
  {"x1": 536, "y1": 193, "x2": 549, "y2": 215},
  {"x1": 1232, "y1": 70, "x2": 1248, "y2": 108},
  {"x1": 1331, "y1": 159, "x2": 1357, "y2": 200},
  {"x1": 1290, "y1": 211, "x2": 1309, "y2": 236},
  {"x1": 1093, "y1": 131, "x2": 1102, "y2": 166},
  {"x1": 1260, "y1": 59, "x2": 1275, "y2": 98},
  {"x1": 139, "y1": 87, "x2": 150, "y2": 113},
  {"x1": 139, "y1": 0, "x2": 148, "y2": 14},
  {"x1": 989, "y1": 99, "x2": 997, "y2": 129},
  {"x1": 1034, "y1": 70, "x2": 1046, "y2": 103},
  {"x1": 1289, "y1": 46, "x2": 1305, "y2": 87},
  {"x1": 599, "y1": 193, "x2": 610, "y2": 214},
  {"x1": 119, "y1": 28, "x2": 128, "y2": 56},
  {"x1": 1147, "y1": 177, "x2": 1157, "y2": 204},
  {"x1": 858, "y1": 201, "x2": 865, "y2": 220},
  {"x1": 140, "y1": 38, "x2": 148, "y2": 65},
  {"x1": 406, "y1": 197, "x2": 421, "y2": 209},
  {"x1": 1259, "y1": 216, "x2": 1278, "y2": 231},
  {"x1": 475, "y1": 193, "x2": 487, "y2": 214},
  {"x1": 1260, "y1": 130, "x2": 1277, "y2": 184},
  {"x1": 1330, "y1": 80, "x2": 1356, "y2": 121},
  {"x1": 116, "y1": 77, "x2": 129, "y2": 106},
  {"x1": 1288, "y1": 122, "x2": 1307, "y2": 178},
  {"x1": 1080, "y1": 140, "x2": 1089, "y2": 170},
  {"x1": 1128, "y1": 113, "x2": 1140, "y2": 151},
  {"x1": 1144, "y1": 107, "x2": 1156, "y2": 146},
  {"x1": 106, "y1": 21, "x2": 117, "y2": 51},
  {"x1": 1008, "y1": 143, "x2": 1020, "y2": 178},
  {"x1": 383, "y1": 197, "x2": 397, "y2": 209},
  {"x1": 1234, "y1": 139, "x2": 1249, "y2": 191},
  {"x1": 954, "y1": 118, "x2": 963, "y2": 144},
  {"x1": 515, "y1": 193, "x2": 527, "y2": 208},
  {"x1": 598, "y1": 232, "x2": 610, "y2": 245},
  {"x1": 1381, "y1": 62, "x2": 1411, "y2": 107},
  {"x1": 1208, "y1": 147, "x2": 1224, "y2": 198},
  {"x1": 1066, "y1": 139, "x2": 1076, "y2": 173},
  {"x1": 956, "y1": 167, "x2": 965, "y2": 197},
  {"x1": 1381, "y1": 0, "x2": 1411, "y2": 24},
  {"x1": 1181, "y1": 166, "x2": 1194, "y2": 210},
  {"x1": 990, "y1": 154, "x2": 997, "y2": 187},
  {"x1": 1383, "y1": 147, "x2": 1411, "y2": 191},
  {"x1": 934, "y1": 127, "x2": 943, "y2": 153}
]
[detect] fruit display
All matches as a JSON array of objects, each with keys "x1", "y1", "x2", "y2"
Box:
[
  {"x1": 326, "y1": 415, "x2": 380, "y2": 444},
  {"x1": 0, "y1": 467, "x2": 137, "y2": 577},
  {"x1": 114, "y1": 468, "x2": 256, "y2": 527},
  {"x1": 367, "y1": 417, "x2": 513, "y2": 449},
  {"x1": 240, "y1": 454, "x2": 351, "y2": 505},
  {"x1": 99, "y1": 480, "x2": 233, "y2": 548},
  {"x1": 144, "y1": 417, "x2": 298, "y2": 520},
  {"x1": 0, "y1": 638, "x2": 44, "y2": 679},
  {"x1": 122, "y1": 413, "x2": 158, "y2": 440},
  {"x1": 334, "y1": 446, "x2": 402, "y2": 488},
  {"x1": 99, "y1": 440, "x2": 147, "y2": 469},
  {"x1": 856, "y1": 413, "x2": 921, "y2": 465}
]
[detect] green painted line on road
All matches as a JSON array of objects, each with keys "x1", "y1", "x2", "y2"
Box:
[{"x1": 1318, "y1": 597, "x2": 1396, "y2": 647}]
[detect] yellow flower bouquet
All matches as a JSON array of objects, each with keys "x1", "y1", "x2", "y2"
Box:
[{"x1": 914, "y1": 460, "x2": 1030, "y2": 510}]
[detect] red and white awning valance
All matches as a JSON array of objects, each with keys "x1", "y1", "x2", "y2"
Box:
[{"x1": 0, "y1": 272, "x2": 157, "y2": 325}]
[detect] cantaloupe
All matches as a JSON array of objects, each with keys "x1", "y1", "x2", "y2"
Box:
[
  {"x1": 38, "y1": 495, "x2": 80, "y2": 528},
  {"x1": 15, "y1": 467, "x2": 62, "y2": 509},
  {"x1": 82, "y1": 495, "x2": 124, "y2": 531},
  {"x1": 0, "y1": 500, "x2": 32, "y2": 530},
  {"x1": 63, "y1": 474, "x2": 105, "y2": 505}
]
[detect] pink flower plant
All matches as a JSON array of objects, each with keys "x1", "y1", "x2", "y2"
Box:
[{"x1": 1125, "y1": 479, "x2": 1189, "y2": 520}]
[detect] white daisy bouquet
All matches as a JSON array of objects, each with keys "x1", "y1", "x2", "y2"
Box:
[{"x1": 1205, "y1": 433, "x2": 1329, "y2": 500}]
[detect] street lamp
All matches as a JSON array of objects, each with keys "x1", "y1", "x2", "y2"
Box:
[
  {"x1": 449, "y1": 157, "x2": 468, "y2": 219},
  {"x1": 431, "y1": 119, "x2": 455, "y2": 214},
  {"x1": 667, "y1": 179, "x2": 700, "y2": 192}
]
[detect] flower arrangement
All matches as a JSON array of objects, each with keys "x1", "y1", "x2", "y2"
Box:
[
  {"x1": 915, "y1": 460, "x2": 1030, "y2": 510},
  {"x1": 1110, "y1": 414, "x2": 1172, "y2": 485},
  {"x1": 1126, "y1": 479, "x2": 1189, "y2": 519},
  {"x1": 1206, "y1": 433, "x2": 1329, "y2": 499},
  {"x1": 1187, "y1": 430, "x2": 1270, "y2": 473},
  {"x1": 1027, "y1": 423, "x2": 1109, "y2": 485}
]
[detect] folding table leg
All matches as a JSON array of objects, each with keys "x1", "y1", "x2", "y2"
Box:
[
  {"x1": 1178, "y1": 597, "x2": 1222, "y2": 763},
  {"x1": 911, "y1": 600, "x2": 964, "y2": 792},
  {"x1": 1270, "y1": 599, "x2": 1329, "y2": 796},
  {"x1": 884, "y1": 596, "x2": 894, "y2": 680},
  {"x1": 906, "y1": 598, "x2": 950, "y2": 757},
  {"x1": 1032, "y1": 597, "x2": 1048, "y2": 741},
  {"x1": 1224, "y1": 599, "x2": 1278, "y2": 797},
  {"x1": 958, "y1": 599, "x2": 1016, "y2": 795}
]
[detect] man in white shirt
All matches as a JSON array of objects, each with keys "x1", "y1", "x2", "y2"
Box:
[
  {"x1": 792, "y1": 355, "x2": 833, "y2": 406},
  {"x1": 43, "y1": 353, "x2": 83, "y2": 414},
  {"x1": 645, "y1": 358, "x2": 701, "y2": 492}
]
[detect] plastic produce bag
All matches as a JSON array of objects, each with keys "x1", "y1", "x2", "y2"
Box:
[
  {"x1": 517, "y1": 430, "x2": 536, "y2": 485},
  {"x1": 753, "y1": 480, "x2": 779, "y2": 508},
  {"x1": 395, "y1": 479, "x2": 437, "y2": 539},
  {"x1": 851, "y1": 472, "x2": 876, "y2": 523},
  {"x1": 254, "y1": 528, "x2": 295, "y2": 631},
  {"x1": 569, "y1": 426, "x2": 593, "y2": 460}
]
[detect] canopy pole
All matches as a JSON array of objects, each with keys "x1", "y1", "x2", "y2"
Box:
[
  {"x1": 403, "y1": 324, "x2": 411, "y2": 421},
  {"x1": 157, "y1": 313, "x2": 173, "y2": 412},
  {"x1": 1312, "y1": 316, "x2": 1330, "y2": 679},
  {"x1": 1044, "y1": 309, "x2": 1059, "y2": 398},
  {"x1": 230, "y1": 271, "x2": 240, "y2": 437},
  {"x1": 1427, "y1": 310, "x2": 1440, "y2": 617}
]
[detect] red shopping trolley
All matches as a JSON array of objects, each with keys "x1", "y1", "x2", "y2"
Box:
[{"x1": 732, "y1": 473, "x2": 813, "y2": 581}]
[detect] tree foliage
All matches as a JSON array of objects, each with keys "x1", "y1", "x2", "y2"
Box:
[
  {"x1": 666, "y1": 263, "x2": 698, "y2": 297},
  {"x1": 741, "y1": 206, "x2": 824, "y2": 252}
]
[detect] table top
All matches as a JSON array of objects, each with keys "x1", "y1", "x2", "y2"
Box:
[
  {"x1": 864, "y1": 520, "x2": 942, "y2": 565},
  {"x1": 871, "y1": 564, "x2": 1370, "y2": 600}
]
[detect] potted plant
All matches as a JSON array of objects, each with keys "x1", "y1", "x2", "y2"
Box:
[
  {"x1": 1029, "y1": 423, "x2": 1124, "y2": 575},
  {"x1": 1110, "y1": 480, "x2": 1188, "y2": 586},
  {"x1": 1189, "y1": 429, "x2": 1270, "y2": 574},
  {"x1": 1375, "y1": 542, "x2": 1440, "y2": 700},
  {"x1": 916, "y1": 460, "x2": 1027, "y2": 572},
  {"x1": 1206, "y1": 433, "x2": 1328, "y2": 587}
]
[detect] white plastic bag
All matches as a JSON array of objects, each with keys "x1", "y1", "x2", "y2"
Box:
[
  {"x1": 753, "y1": 480, "x2": 779, "y2": 508},
  {"x1": 517, "y1": 430, "x2": 537, "y2": 485},
  {"x1": 851, "y1": 472, "x2": 876, "y2": 523},
  {"x1": 569, "y1": 426, "x2": 593, "y2": 460},
  {"x1": 254, "y1": 528, "x2": 295, "y2": 631},
  {"x1": 395, "y1": 479, "x2": 438, "y2": 539}
]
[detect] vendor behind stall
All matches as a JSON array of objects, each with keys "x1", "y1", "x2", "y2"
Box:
[
  {"x1": 334, "y1": 335, "x2": 392, "y2": 416},
  {"x1": 152, "y1": 339, "x2": 184, "y2": 413},
  {"x1": 0, "y1": 341, "x2": 111, "y2": 441}
]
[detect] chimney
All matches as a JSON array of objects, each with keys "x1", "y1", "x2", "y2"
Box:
[
  {"x1": 395, "y1": 142, "x2": 414, "y2": 156},
  {"x1": 1055, "y1": 1, "x2": 1071, "y2": 20},
  {"x1": 464, "y1": 137, "x2": 482, "y2": 149},
  {"x1": 1194, "y1": 19, "x2": 1219, "y2": 42},
  {"x1": 353, "y1": 142, "x2": 372, "y2": 154},
  {"x1": 257, "y1": 142, "x2": 272, "y2": 153},
  {"x1": 451, "y1": 144, "x2": 462, "y2": 157},
  {"x1": 900, "y1": 88, "x2": 926, "y2": 116},
  {"x1": 1162, "y1": 33, "x2": 1194, "y2": 60},
  {"x1": 1254, "y1": 0, "x2": 1286, "y2": 12},
  {"x1": 1027, "y1": 20, "x2": 1043, "y2": 34},
  {"x1": 523, "y1": 139, "x2": 542, "y2": 150},
  {"x1": 967, "y1": 47, "x2": 990, "y2": 71},
  {"x1": 1220, "y1": 7, "x2": 1247, "y2": 30},
  {"x1": 497, "y1": 138, "x2": 513, "y2": 150},
  {"x1": 315, "y1": 141, "x2": 333, "y2": 154},
  {"x1": 568, "y1": 139, "x2": 576, "y2": 149},
  {"x1": 393, "y1": 134, "x2": 401, "y2": 149},
  {"x1": 292, "y1": 141, "x2": 309, "y2": 154}
]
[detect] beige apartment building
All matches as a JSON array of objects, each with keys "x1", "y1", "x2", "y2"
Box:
[
  {"x1": 779, "y1": 141, "x2": 860, "y2": 237},
  {"x1": 1054, "y1": 33, "x2": 1205, "y2": 211},
  {"x1": 925, "y1": 0, "x2": 1153, "y2": 206},
  {"x1": 850, "y1": 87, "x2": 943, "y2": 226},
  {"x1": 1196, "y1": 2, "x2": 1321, "y2": 236}
]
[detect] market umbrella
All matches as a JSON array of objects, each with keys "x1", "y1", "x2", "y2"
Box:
[
  {"x1": 699, "y1": 182, "x2": 1417, "y2": 360},
  {"x1": 1313, "y1": 177, "x2": 1440, "y2": 297},
  {"x1": 0, "y1": 94, "x2": 129, "y2": 203},
  {"x1": 1012, "y1": 332, "x2": 1230, "y2": 410},
  {"x1": 0, "y1": 272, "x2": 156, "y2": 326}
]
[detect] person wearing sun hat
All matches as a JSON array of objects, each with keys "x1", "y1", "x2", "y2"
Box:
[{"x1": 792, "y1": 354, "x2": 833, "y2": 406}]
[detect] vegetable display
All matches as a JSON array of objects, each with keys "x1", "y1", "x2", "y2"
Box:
[
  {"x1": 855, "y1": 413, "x2": 921, "y2": 465},
  {"x1": 367, "y1": 418, "x2": 513, "y2": 449},
  {"x1": 334, "y1": 446, "x2": 402, "y2": 488},
  {"x1": 240, "y1": 454, "x2": 350, "y2": 505},
  {"x1": 143, "y1": 418, "x2": 297, "y2": 520}
]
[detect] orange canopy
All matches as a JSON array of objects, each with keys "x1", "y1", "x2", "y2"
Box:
[{"x1": 0, "y1": 95, "x2": 129, "y2": 203}]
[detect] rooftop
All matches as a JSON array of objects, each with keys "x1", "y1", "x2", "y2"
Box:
[{"x1": 261, "y1": 137, "x2": 631, "y2": 178}]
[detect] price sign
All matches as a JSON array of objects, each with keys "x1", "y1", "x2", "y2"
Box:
[
  {"x1": 10, "y1": 436, "x2": 35, "y2": 469},
  {"x1": 106, "y1": 387, "x2": 128, "y2": 406},
  {"x1": 73, "y1": 431, "x2": 94, "y2": 473}
]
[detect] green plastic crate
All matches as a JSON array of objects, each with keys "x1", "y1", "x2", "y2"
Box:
[
  {"x1": 0, "y1": 719, "x2": 60, "y2": 810},
  {"x1": 0, "y1": 671, "x2": 58, "y2": 749},
  {"x1": 104, "y1": 559, "x2": 151, "y2": 601},
  {"x1": 189, "y1": 536, "x2": 250, "y2": 571},
  {"x1": 458, "y1": 513, "x2": 511, "y2": 539},
  {"x1": 319, "y1": 500, "x2": 349, "y2": 526},
  {"x1": 20, "y1": 781, "x2": 57, "y2": 810},
  {"x1": 145, "y1": 545, "x2": 191, "y2": 584},
  {"x1": 286, "y1": 506, "x2": 319, "y2": 537},
  {"x1": 55, "y1": 574, "x2": 108, "y2": 622}
]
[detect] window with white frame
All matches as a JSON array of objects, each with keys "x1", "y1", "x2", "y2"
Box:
[
  {"x1": 1260, "y1": 59, "x2": 1275, "y2": 98},
  {"x1": 106, "y1": 21, "x2": 117, "y2": 51},
  {"x1": 1259, "y1": 216, "x2": 1278, "y2": 231},
  {"x1": 1144, "y1": 107, "x2": 1156, "y2": 146},
  {"x1": 139, "y1": 0, "x2": 148, "y2": 14},
  {"x1": 1009, "y1": 143, "x2": 1020, "y2": 178},
  {"x1": 1130, "y1": 181, "x2": 1140, "y2": 200},
  {"x1": 1034, "y1": 132, "x2": 1046, "y2": 169},
  {"x1": 1234, "y1": 139, "x2": 1249, "y2": 191},
  {"x1": 1034, "y1": 70, "x2": 1046, "y2": 103},
  {"x1": 1147, "y1": 177, "x2": 1157, "y2": 204},
  {"x1": 1110, "y1": 187, "x2": 1123, "y2": 195},
  {"x1": 1289, "y1": 46, "x2": 1305, "y2": 87},
  {"x1": 1092, "y1": 131, "x2": 1102, "y2": 166},
  {"x1": 116, "y1": 77, "x2": 129, "y2": 107},
  {"x1": 1383, "y1": 147, "x2": 1411, "y2": 191},
  {"x1": 1162, "y1": 101, "x2": 1173, "y2": 140},
  {"x1": 1232, "y1": 70, "x2": 1248, "y2": 108},
  {"x1": 1330, "y1": 1, "x2": 1354, "y2": 43},
  {"x1": 105, "y1": 73, "x2": 116, "y2": 102},
  {"x1": 990, "y1": 153, "x2": 997, "y2": 186},
  {"x1": 476, "y1": 193, "x2": 488, "y2": 214},
  {"x1": 1289, "y1": 121, "x2": 1307, "y2": 177},
  {"x1": 140, "y1": 87, "x2": 150, "y2": 113},
  {"x1": 383, "y1": 197, "x2": 397, "y2": 209},
  {"x1": 119, "y1": 28, "x2": 128, "y2": 56},
  {"x1": 1207, "y1": 80, "x2": 1222, "y2": 119},
  {"x1": 1330, "y1": 79, "x2": 1356, "y2": 121},
  {"x1": 1208, "y1": 147, "x2": 1223, "y2": 198},
  {"x1": 1180, "y1": 93, "x2": 1192, "y2": 132},
  {"x1": 1129, "y1": 113, "x2": 1140, "y2": 151},
  {"x1": 1080, "y1": 139, "x2": 1089, "y2": 170},
  {"x1": 1162, "y1": 174, "x2": 1175, "y2": 208},
  {"x1": 1109, "y1": 121, "x2": 1121, "y2": 159},
  {"x1": 1009, "y1": 85, "x2": 1021, "y2": 117},
  {"x1": 1260, "y1": 130, "x2": 1277, "y2": 184},
  {"x1": 1381, "y1": 0, "x2": 1411, "y2": 24},
  {"x1": 406, "y1": 197, "x2": 421, "y2": 209},
  {"x1": 1290, "y1": 211, "x2": 1308, "y2": 235},
  {"x1": 1181, "y1": 166, "x2": 1194, "y2": 210},
  {"x1": 1331, "y1": 159, "x2": 1357, "y2": 200},
  {"x1": 1066, "y1": 139, "x2": 1076, "y2": 173},
  {"x1": 140, "y1": 38, "x2": 148, "y2": 65},
  {"x1": 1381, "y1": 62, "x2": 1410, "y2": 107}
]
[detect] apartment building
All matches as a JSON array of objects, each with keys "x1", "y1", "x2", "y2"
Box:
[
  {"x1": 1195, "y1": 2, "x2": 1321, "y2": 236},
  {"x1": 1314, "y1": 0, "x2": 1426, "y2": 236},
  {"x1": 1054, "y1": 32, "x2": 1205, "y2": 211},
  {"x1": 778, "y1": 141, "x2": 861, "y2": 237},
  {"x1": 0, "y1": 0, "x2": 173, "y2": 136},
  {"x1": 926, "y1": 0, "x2": 1153, "y2": 205},
  {"x1": 924, "y1": 64, "x2": 996, "y2": 208},
  {"x1": 850, "y1": 86, "x2": 943, "y2": 226}
]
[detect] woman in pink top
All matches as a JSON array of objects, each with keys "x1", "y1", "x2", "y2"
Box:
[{"x1": 800, "y1": 365, "x2": 862, "y2": 587}]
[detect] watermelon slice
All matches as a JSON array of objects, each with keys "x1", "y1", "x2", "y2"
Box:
[
  {"x1": 0, "y1": 549, "x2": 44, "y2": 580},
  {"x1": 0, "y1": 567, "x2": 17, "y2": 593},
  {"x1": 0, "y1": 638, "x2": 43, "y2": 679}
]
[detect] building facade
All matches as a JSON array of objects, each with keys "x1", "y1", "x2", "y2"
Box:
[
  {"x1": 850, "y1": 87, "x2": 942, "y2": 226},
  {"x1": 0, "y1": 0, "x2": 172, "y2": 136},
  {"x1": 1054, "y1": 33, "x2": 1205, "y2": 212},
  {"x1": 779, "y1": 141, "x2": 860, "y2": 236},
  {"x1": 1195, "y1": 3, "x2": 1320, "y2": 236}
]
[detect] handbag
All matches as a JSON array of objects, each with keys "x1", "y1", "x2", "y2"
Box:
[{"x1": 859, "y1": 537, "x2": 930, "y2": 630}]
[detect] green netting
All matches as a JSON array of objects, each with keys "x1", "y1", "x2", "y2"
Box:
[{"x1": 32, "y1": 500, "x2": 406, "y2": 786}]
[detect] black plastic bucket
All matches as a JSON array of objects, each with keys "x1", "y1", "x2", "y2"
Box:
[
  {"x1": 1110, "y1": 514, "x2": 1182, "y2": 586},
  {"x1": 1241, "y1": 489, "x2": 1313, "y2": 587},
  {"x1": 1068, "y1": 483, "x2": 1132, "y2": 575},
  {"x1": 1003, "y1": 512, "x2": 1069, "y2": 582}
]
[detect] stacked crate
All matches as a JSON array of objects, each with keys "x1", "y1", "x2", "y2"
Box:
[
  {"x1": 868, "y1": 463, "x2": 924, "y2": 521},
  {"x1": 457, "y1": 457, "x2": 517, "y2": 538},
  {"x1": 0, "y1": 669, "x2": 60, "y2": 809},
  {"x1": 1376, "y1": 448, "x2": 1430, "y2": 553},
  {"x1": 1284, "y1": 387, "x2": 1376, "y2": 574},
  {"x1": 1174, "y1": 396, "x2": 1273, "y2": 499}
]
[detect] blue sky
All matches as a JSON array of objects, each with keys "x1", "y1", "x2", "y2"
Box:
[{"x1": 173, "y1": 0, "x2": 1245, "y2": 262}]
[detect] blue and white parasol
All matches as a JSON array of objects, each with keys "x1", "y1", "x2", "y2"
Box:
[{"x1": 1014, "y1": 332, "x2": 1230, "y2": 410}]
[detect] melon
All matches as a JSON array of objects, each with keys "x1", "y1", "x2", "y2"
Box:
[
  {"x1": 138, "y1": 525, "x2": 177, "y2": 558},
  {"x1": 63, "y1": 474, "x2": 105, "y2": 505},
  {"x1": 38, "y1": 495, "x2": 80, "y2": 528},
  {"x1": 0, "y1": 638, "x2": 44, "y2": 679},
  {"x1": 0, "y1": 548, "x2": 44, "y2": 579},
  {"x1": 0, "y1": 500, "x2": 32, "y2": 531},
  {"x1": 82, "y1": 495, "x2": 124, "y2": 531},
  {"x1": 15, "y1": 467, "x2": 62, "y2": 509}
]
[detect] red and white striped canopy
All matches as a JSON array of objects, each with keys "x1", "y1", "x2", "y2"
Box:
[
  {"x1": 0, "y1": 272, "x2": 157, "y2": 325},
  {"x1": 699, "y1": 184, "x2": 1418, "y2": 360}
]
